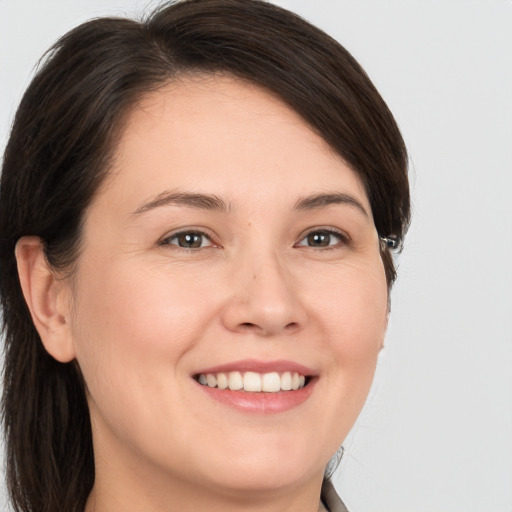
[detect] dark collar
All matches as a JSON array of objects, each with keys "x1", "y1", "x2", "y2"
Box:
[{"x1": 321, "y1": 479, "x2": 349, "y2": 512}]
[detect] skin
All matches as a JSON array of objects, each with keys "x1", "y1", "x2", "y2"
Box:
[{"x1": 16, "y1": 75, "x2": 388, "y2": 512}]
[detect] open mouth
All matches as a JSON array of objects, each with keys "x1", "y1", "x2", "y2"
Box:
[{"x1": 194, "y1": 371, "x2": 310, "y2": 393}]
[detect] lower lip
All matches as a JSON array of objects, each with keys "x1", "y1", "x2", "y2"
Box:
[{"x1": 195, "y1": 378, "x2": 317, "y2": 414}]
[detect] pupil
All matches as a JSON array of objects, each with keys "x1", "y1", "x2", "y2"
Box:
[
  {"x1": 308, "y1": 232, "x2": 329, "y2": 247},
  {"x1": 179, "y1": 233, "x2": 201, "y2": 248}
]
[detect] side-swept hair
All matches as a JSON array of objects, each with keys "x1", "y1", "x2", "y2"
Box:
[{"x1": 0, "y1": 1, "x2": 409, "y2": 510}]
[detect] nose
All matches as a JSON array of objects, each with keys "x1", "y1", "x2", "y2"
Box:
[{"x1": 221, "y1": 252, "x2": 307, "y2": 337}]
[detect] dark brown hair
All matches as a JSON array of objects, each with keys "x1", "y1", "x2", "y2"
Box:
[{"x1": 0, "y1": 1, "x2": 410, "y2": 510}]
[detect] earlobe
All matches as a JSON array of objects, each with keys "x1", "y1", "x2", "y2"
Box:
[{"x1": 15, "y1": 236, "x2": 76, "y2": 363}]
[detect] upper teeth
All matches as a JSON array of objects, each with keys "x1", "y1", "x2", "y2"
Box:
[{"x1": 197, "y1": 371, "x2": 306, "y2": 393}]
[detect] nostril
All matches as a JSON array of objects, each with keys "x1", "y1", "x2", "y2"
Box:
[{"x1": 237, "y1": 321, "x2": 300, "y2": 334}]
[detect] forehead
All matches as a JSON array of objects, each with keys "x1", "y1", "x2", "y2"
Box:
[{"x1": 102, "y1": 74, "x2": 371, "y2": 214}]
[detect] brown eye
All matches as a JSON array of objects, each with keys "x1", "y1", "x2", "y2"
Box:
[
  {"x1": 307, "y1": 232, "x2": 330, "y2": 247},
  {"x1": 162, "y1": 231, "x2": 212, "y2": 249},
  {"x1": 297, "y1": 230, "x2": 346, "y2": 248}
]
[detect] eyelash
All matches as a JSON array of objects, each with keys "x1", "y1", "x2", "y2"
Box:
[
  {"x1": 159, "y1": 228, "x2": 350, "y2": 251},
  {"x1": 295, "y1": 228, "x2": 350, "y2": 250},
  {"x1": 159, "y1": 230, "x2": 217, "y2": 251}
]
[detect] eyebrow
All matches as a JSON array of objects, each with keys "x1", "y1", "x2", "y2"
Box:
[
  {"x1": 132, "y1": 190, "x2": 368, "y2": 218},
  {"x1": 132, "y1": 191, "x2": 229, "y2": 216},
  {"x1": 293, "y1": 192, "x2": 369, "y2": 217}
]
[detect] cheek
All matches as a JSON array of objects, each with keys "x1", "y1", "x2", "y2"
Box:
[
  {"x1": 69, "y1": 260, "x2": 219, "y2": 391},
  {"x1": 314, "y1": 259, "x2": 388, "y2": 404},
  {"x1": 291, "y1": 259, "x2": 388, "y2": 459},
  {"x1": 317, "y1": 259, "x2": 388, "y2": 351},
  {"x1": 68, "y1": 260, "x2": 223, "y2": 449}
]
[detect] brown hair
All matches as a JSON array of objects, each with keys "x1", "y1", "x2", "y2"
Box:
[{"x1": 0, "y1": 1, "x2": 410, "y2": 510}]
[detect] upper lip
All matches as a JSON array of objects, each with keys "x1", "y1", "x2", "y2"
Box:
[{"x1": 194, "y1": 359, "x2": 317, "y2": 377}]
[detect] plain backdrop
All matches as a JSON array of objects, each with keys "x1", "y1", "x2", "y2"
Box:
[{"x1": 1, "y1": 1, "x2": 511, "y2": 511}]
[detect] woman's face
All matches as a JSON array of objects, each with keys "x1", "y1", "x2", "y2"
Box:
[{"x1": 65, "y1": 75, "x2": 388, "y2": 497}]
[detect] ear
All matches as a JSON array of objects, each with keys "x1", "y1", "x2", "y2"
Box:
[{"x1": 15, "y1": 236, "x2": 76, "y2": 363}]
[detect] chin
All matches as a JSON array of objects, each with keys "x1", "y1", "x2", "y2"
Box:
[
  {"x1": 202, "y1": 461, "x2": 317, "y2": 494},
  {"x1": 189, "y1": 435, "x2": 328, "y2": 494}
]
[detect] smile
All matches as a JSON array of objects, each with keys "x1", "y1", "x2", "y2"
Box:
[{"x1": 197, "y1": 371, "x2": 307, "y2": 393}]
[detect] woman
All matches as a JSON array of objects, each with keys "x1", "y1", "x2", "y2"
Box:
[{"x1": 0, "y1": 1, "x2": 410, "y2": 511}]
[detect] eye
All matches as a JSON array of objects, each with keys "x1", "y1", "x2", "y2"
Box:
[
  {"x1": 296, "y1": 229, "x2": 348, "y2": 249},
  {"x1": 160, "y1": 231, "x2": 213, "y2": 249}
]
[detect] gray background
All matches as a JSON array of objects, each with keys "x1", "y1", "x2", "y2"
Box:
[{"x1": 1, "y1": 1, "x2": 511, "y2": 511}]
